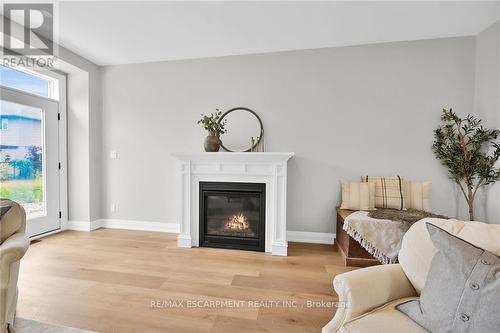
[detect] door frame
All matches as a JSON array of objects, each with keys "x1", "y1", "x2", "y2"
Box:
[
  {"x1": 44, "y1": 70, "x2": 68, "y2": 233},
  {"x1": 0, "y1": 69, "x2": 67, "y2": 237}
]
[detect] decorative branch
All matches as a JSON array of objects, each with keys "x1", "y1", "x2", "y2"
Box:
[
  {"x1": 432, "y1": 108, "x2": 500, "y2": 221},
  {"x1": 197, "y1": 109, "x2": 227, "y2": 137}
]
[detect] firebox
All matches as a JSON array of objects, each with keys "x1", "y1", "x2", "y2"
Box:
[{"x1": 199, "y1": 182, "x2": 265, "y2": 252}]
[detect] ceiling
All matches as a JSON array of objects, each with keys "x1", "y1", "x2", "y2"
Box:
[{"x1": 56, "y1": 1, "x2": 500, "y2": 66}]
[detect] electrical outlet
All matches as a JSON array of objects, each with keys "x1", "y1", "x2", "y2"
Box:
[{"x1": 110, "y1": 204, "x2": 117, "y2": 213}]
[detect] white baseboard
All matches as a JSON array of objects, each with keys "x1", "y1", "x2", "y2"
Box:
[
  {"x1": 66, "y1": 220, "x2": 95, "y2": 232},
  {"x1": 68, "y1": 220, "x2": 335, "y2": 245},
  {"x1": 67, "y1": 219, "x2": 179, "y2": 233},
  {"x1": 94, "y1": 219, "x2": 180, "y2": 233},
  {"x1": 287, "y1": 231, "x2": 336, "y2": 244}
]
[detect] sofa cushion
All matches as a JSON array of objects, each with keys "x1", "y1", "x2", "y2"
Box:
[
  {"x1": 398, "y1": 218, "x2": 500, "y2": 295},
  {"x1": 0, "y1": 200, "x2": 24, "y2": 244},
  {"x1": 340, "y1": 297, "x2": 426, "y2": 333},
  {"x1": 397, "y1": 223, "x2": 500, "y2": 333}
]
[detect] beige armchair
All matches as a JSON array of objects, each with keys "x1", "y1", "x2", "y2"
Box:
[
  {"x1": 0, "y1": 200, "x2": 30, "y2": 333},
  {"x1": 323, "y1": 217, "x2": 500, "y2": 333}
]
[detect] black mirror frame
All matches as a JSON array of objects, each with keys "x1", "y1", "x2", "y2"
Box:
[{"x1": 218, "y1": 107, "x2": 264, "y2": 152}]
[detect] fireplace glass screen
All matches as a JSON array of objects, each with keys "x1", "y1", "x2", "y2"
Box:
[
  {"x1": 206, "y1": 194, "x2": 260, "y2": 238},
  {"x1": 200, "y1": 182, "x2": 265, "y2": 251}
]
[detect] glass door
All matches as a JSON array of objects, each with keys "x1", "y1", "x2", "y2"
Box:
[{"x1": 0, "y1": 86, "x2": 60, "y2": 236}]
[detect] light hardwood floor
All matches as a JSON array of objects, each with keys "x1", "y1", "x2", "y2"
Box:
[{"x1": 17, "y1": 229, "x2": 355, "y2": 333}]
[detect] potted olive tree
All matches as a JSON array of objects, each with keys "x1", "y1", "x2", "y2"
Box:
[
  {"x1": 432, "y1": 109, "x2": 500, "y2": 220},
  {"x1": 197, "y1": 109, "x2": 227, "y2": 152}
]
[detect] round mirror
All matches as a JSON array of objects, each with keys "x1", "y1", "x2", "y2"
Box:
[{"x1": 219, "y1": 107, "x2": 263, "y2": 152}]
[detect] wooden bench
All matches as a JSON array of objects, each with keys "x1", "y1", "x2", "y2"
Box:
[{"x1": 335, "y1": 208, "x2": 380, "y2": 267}]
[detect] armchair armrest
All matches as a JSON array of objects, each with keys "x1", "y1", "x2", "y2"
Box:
[
  {"x1": 0, "y1": 233, "x2": 30, "y2": 271},
  {"x1": 0, "y1": 233, "x2": 29, "y2": 333},
  {"x1": 322, "y1": 264, "x2": 417, "y2": 333}
]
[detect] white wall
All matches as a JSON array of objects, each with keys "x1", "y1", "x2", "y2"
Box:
[
  {"x1": 474, "y1": 20, "x2": 500, "y2": 224},
  {"x1": 100, "y1": 36, "x2": 476, "y2": 233}
]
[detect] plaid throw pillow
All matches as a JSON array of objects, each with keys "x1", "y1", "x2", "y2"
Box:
[{"x1": 362, "y1": 176, "x2": 405, "y2": 210}]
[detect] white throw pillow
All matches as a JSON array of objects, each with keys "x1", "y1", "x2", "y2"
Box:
[
  {"x1": 362, "y1": 176, "x2": 406, "y2": 210},
  {"x1": 340, "y1": 181, "x2": 376, "y2": 211},
  {"x1": 404, "y1": 181, "x2": 431, "y2": 211}
]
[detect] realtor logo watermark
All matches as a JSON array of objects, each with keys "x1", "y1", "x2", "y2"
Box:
[
  {"x1": 150, "y1": 299, "x2": 350, "y2": 310},
  {"x1": 2, "y1": 3, "x2": 55, "y2": 68},
  {"x1": 3, "y1": 3, "x2": 53, "y2": 55}
]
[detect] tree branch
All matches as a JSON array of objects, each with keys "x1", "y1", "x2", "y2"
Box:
[
  {"x1": 472, "y1": 178, "x2": 485, "y2": 201},
  {"x1": 456, "y1": 180, "x2": 468, "y2": 200},
  {"x1": 455, "y1": 118, "x2": 474, "y2": 189}
]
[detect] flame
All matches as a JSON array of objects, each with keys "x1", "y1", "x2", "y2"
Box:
[{"x1": 224, "y1": 213, "x2": 250, "y2": 231}]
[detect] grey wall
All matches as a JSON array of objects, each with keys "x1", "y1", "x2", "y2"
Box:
[
  {"x1": 101, "y1": 37, "x2": 477, "y2": 233},
  {"x1": 58, "y1": 46, "x2": 102, "y2": 223},
  {"x1": 2, "y1": 16, "x2": 102, "y2": 224},
  {"x1": 474, "y1": 20, "x2": 500, "y2": 224}
]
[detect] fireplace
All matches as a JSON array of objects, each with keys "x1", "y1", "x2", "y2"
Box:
[
  {"x1": 199, "y1": 182, "x2": 265, "y2": 252},
  {"x1": 173, "y1": 152, "x2": 293, "y2": 255}
]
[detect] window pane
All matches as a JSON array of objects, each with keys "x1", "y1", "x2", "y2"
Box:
[
  {"x1": 0, "y1": 100, "x2": 45, "y2": 218},
  {"x1": 0, "y1": 65, "x2": 50, "y2": 98}
]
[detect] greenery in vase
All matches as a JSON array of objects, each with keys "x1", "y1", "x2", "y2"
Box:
[
  {"x1": 432, "y1": 108, "x2": 500, "y2": 220},
  {"x1": 197, "y1": 109, "x2": 227, "y2": 137}
]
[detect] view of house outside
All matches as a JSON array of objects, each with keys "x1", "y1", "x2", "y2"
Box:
[{"x1": 1, "y1": 65, "x2": 49, "y2": 218}]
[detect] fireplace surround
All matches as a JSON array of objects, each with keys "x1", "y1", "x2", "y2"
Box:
[
  {"x1": 172, "y1": 152, "x2": 294, "y2": 256},
  {"x1": 199, "y1": 181, "x2": 265, "y2": 251}
]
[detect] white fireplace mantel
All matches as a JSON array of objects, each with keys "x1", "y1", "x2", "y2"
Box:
[{"x1": 172, "y1": 152, "x2": 294, "y2": 256}]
